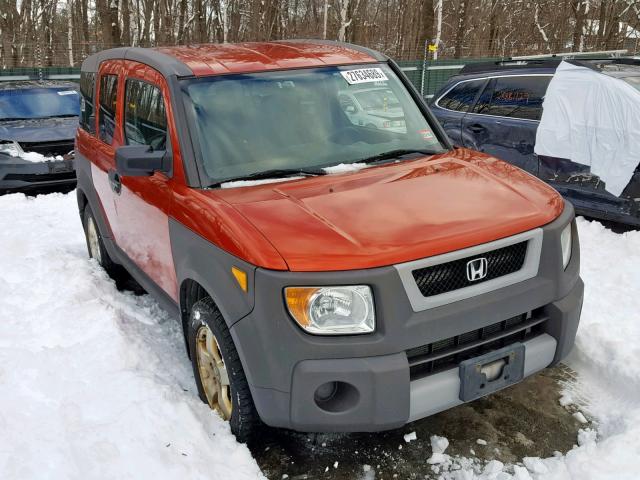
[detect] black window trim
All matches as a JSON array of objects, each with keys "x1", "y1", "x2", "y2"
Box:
[
  {"x1": 97, "y1": 73, "x2": 119, "y2": 145},
  {"x1": 79, "y1": 71, "x2": 97, "y2": 134},
  {"x1": 434, "y1": 73, "x2": 554, "y2": 123}
]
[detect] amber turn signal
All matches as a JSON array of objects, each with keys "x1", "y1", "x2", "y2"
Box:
[
  {"x1": 231, "y1": 266, "x2": 248, "y2": 292},
  {"x1": 285, "y1": 287, "x2": 320, "y2": 327}
]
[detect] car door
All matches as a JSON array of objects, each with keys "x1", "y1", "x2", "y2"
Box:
[
  {"x1": 461, "y1": 75, "x2": 552, "y2": 175},
  {"x1": 431, "y1": 78, "x2": 486, "y2": 146},
  {"x1": 112, "y1": 61, "x2": 179, "y2": 301},
  {"x1": 82, "y1": 60, "x2": 124, "y2": 243}
]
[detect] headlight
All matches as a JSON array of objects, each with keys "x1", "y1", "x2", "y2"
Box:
[
  {"x1": 285, "y1": 286, "x2": 375, "y2": 335},
  {"x1": 560, "y1": 223, "x2": 572, "y2": 269}
]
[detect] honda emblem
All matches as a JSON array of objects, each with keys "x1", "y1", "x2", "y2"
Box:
[{"x1": 466, "y1": 257, "x2": 488, "y2": 282}]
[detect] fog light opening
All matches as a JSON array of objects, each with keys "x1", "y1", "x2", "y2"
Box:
[
  {"x1": 313, "y1": 381, "x2": 359, "y2": 413},
  {"x1": 314, "y1": 381, "x2": 338, "y2": 403}
]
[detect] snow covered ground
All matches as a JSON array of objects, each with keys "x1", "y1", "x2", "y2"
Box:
[
  {"x1": 0, "y1": 193, "x2": 263, "y2": 480},
  {"x1": 0, "y1": 191, "x2": 639, "y2": 479}
]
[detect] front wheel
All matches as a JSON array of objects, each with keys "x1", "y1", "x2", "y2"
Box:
[
  {"x1": 188, "y1": 297, "x2": 260, "y2": 442},
  {"x1": 82, "y1": 204, "x2": 122, "y2": 279}
]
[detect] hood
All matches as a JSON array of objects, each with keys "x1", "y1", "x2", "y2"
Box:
[
  {"x1": 0, "y1": 117, "x2": 78, "y2": 143},
  {"x1": 212, "y1": 148, "x2": 564, "y2": 271}
]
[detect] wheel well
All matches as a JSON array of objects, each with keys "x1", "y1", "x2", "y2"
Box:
[{"x1": 180, "y1": 279, "x2": 212, "y2": 359}]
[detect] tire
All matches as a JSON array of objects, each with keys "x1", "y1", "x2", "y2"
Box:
[
  {"x1": 82, "y1": 204, "x2": 122, "y2": 280},
  {"x1": 187, "y1": 297, "x2": 260, "y2": 442}
]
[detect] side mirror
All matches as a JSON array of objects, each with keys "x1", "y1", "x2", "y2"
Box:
[{"x1": 115, "y1": 145, "x2": 168, "y2": 177}]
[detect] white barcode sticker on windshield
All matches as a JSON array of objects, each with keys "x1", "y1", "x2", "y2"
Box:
[
  {"x1": 57, "y1": 90, "x2": 78, "y2": 96},
  {"x1": 340, "y1": 68, "x2": 388, "y2": 85}
]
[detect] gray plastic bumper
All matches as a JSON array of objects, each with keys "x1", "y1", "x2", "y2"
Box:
[{"x1": 408, "y1": 333, "x2": 556, "y2": 422}]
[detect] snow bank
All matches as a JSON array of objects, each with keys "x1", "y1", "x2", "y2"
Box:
[{"x1": 0, "y1": 193, "x2": 264, "y2": 479}]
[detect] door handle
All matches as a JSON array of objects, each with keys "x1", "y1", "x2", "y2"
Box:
[
  {"x1": 468, "y1": 124, "x2": 486, "y2": 133},
  {"x1": 108, "y1": 169, "x2": 122, "y2": 195}
]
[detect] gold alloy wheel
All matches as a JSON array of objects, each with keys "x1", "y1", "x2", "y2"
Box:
[
  {"x1": 195, "y1": 324, "x2": 233, "y2": 420},
  {"x1": 86, "y1": 216, "x2": 102, "y2": 264}
]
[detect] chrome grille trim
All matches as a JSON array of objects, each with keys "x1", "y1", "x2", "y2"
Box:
[{"x1": 394, "y1": 228, "x2": 543, "y2": 312}]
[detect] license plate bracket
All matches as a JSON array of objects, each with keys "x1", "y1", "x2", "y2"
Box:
[{"x1": 459, "y1": 343, "x2": 525, "y2": 402}]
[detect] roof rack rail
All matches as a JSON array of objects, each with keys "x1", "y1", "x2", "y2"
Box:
[{"x1": 511, "y1": 49, "x2": 628, "y2": 60}]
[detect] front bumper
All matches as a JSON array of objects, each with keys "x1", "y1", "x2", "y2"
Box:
[
  {"x1": 230, "y1": 204, "x2": 583, "y2": 432},
  {"x1": 0, "y1": 157, "x2": 76, "y2": 193}
]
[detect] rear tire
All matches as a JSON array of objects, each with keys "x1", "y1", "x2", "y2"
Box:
[
  {"x1": 187, "y1": 297, "x2": 260, "y2": 443},
  {"x1": 82, "y1": 204, "x2": 122, "y2": 280}
]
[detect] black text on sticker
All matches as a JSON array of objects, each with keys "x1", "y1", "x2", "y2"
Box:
[{"x1": 341, "y1": 68, "x2": 389, "y2": 85}]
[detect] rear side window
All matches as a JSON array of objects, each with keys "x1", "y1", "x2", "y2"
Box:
[
  {"x1": 437, "y1": 80, "x2": 484, "y2": 112},
  {"x1": 472, "y1": 76, "x2": 551, "y2": 121},
  {"x1": 79, "y1": 72, "x2": 96, "y2": 134},
  {"x1": 98, "y1": 74, "x2": 118, "y2": 144},
  {"x1": 124, "y1": 79, "x2": 167, "y2": 150}
]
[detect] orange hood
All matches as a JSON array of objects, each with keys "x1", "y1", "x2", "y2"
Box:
[{"x1": 212, "y1": 148, "x2": 564, "y2": 272}]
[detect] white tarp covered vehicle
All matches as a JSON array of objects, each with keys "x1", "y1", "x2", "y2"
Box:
[{"x1": 535, "y1": 60, "x2": 640, "y2": 197}]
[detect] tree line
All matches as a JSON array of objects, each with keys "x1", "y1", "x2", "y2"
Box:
[{"x1": 1, "y1": 0, "x2": 639, "y2": 68}]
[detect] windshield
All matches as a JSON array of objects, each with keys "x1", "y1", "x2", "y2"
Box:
[
  {"x1": 182, "y1": 64, "x2": 445, "y2": 184},
  {"x1": 622, "y1": 76, "x2": 640, "y2": 92},
  {"x1": 0, "y1": 87, "x2": 80, "y2": 121}
]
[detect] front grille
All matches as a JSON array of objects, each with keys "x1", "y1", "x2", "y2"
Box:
[
  {"x1": 406, "y1": 312, "x2": 546, "y2": 380},
  {"x1": 19, "y1": 140, "x2": 74, "y2": 157},
  {"x1": 412, "y1": 241, "x2": 528, "y2": 297},
  {"x1": 4, "y1": 171, "x2": 76, "y2": 183}
]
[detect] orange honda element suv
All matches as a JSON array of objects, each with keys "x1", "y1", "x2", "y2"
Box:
[{"x1": 75, "y1": 41, "x2": 583, "y2": 442}]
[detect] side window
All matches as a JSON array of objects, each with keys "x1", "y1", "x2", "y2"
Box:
[
  {"x1": 79, "y1": 72, "x2": 96, "y2": 134},
  {"x1": 124, "y1": 79, "x2": 167, "y2": 150},
  {"x1": 98, "y1": 74, "x2": 118, "y2": 144},
  {"x1": 437, "y1": 80, "x2": 484, "y2": 112},
  {"x1": 472, "y1": 76, "x2": 551, "y2": 121}
]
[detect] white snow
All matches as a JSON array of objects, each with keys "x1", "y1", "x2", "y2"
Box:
[
  {"x1": 404, "y1": 431, "x2": 417, "y2": 443},
  {"x1": 476, "y1": 439, "x2": 488, "y2": 446},
  {"x1": 0, "y1": 193, "x2": 264, "y2": 479},
  {"x1": 220, "y1": 176, "x2": 304, "y2": 188},
  {"x1": 427, "y1": 435, "x2": 450, "y2": 464},
  {"x1": 573, "y1": 411, "x2": 588, "y2": 424},
  {"x1": 3, "y1": 147, "x2": 61, "y2": 163},
  {"x1": 1, "y1": 193, "x2": 640, "y2": 480},
  {"x1": 323, "y1": 162, "x2": 371, "y2": 174}
]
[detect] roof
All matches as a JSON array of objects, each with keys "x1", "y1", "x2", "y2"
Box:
[
  {"x1": 458, "y1": 57, "x2": 640, "y2": 76},
  {"x1": 0, "y1": 80, "x2": 77, "y2": 90},
  {"x1": 81, "y1": 40, "x2": 387, "y2": 78}
]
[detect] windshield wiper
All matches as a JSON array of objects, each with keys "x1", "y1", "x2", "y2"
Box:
[
  {"x1": 40, "y1": 114, "x2": 78, "y2": 119},
  {"x1": 353, "y1": 148, "x2": 439, "y2": 165},
  {"x1": 207, "y1": 167, "x2": 327, "y2": 188}
]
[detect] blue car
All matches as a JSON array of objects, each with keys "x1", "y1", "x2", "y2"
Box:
[
  {"x1": 0, "y1": 80, "x2": 80, "y2": 194},
  {"x1": 430, "y1": 58, "x2": 640, "y2": 227}
]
